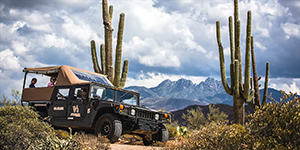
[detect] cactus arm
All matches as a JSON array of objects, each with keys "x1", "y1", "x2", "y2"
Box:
[
  {"x1": 262, "y1": 62, "x2": 269, "y2": 105},
  {"x1": 113, "y1": 13, "x2": 125, "y2": 87},
  {"x1": 251, "y1": 36, "x2": 260, "y2": 106},
  {"x1": 109, "y1": 5, "x2": 113, "y2": 21},
  {"x1": 234, "y1": 60, "x2": 240, "y2": 98},
  {"x1": 119, "y1": 59, "x2": 129, "y2": 89},
  {"x1": 229, "y1": 16, "x2": 235, "y2": 89},
  {"x1": 102, "y1": 0, "x2": 110, "y2": 25},
  {"x1": 243, "y1": 11, "x2": 252, "y2": 100},
  {"x1": 91, "y1": 40, "x2": 102, "y2": 74},
  {"x1": 234, "y1": 0, "x2": 239, "y2": 52},
  {"x1": 216, "y1": 21, "x2": 233, "y2": 95},
  {"x1": 248, "y1": 77, "x2": 255, "y2": 102},
  {"x1": 230, "y1": 63, "x2": 234, "y2": 89},
  {"x1": 100, "y1": 44, "x2": 106, "y2": 74},
  {"x1": 229, "y1": 16, "x2": 235, "y2": 64}
]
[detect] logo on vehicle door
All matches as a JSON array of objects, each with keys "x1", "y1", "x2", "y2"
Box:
[{"x1": 70, "y1": 105, "x2": 80, "y2": 117}]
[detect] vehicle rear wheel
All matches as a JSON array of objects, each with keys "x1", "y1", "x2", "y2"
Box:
[{"x1": 95, "y1": 114, "x2": 122, "y2": 143}]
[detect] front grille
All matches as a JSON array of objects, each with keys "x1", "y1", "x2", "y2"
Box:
[{"x1": 136, "y1": 109, "x2": 155, "y2": 120}]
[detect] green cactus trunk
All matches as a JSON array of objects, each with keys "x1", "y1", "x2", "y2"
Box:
[
  {"x1": 113, "y1": 13, "x2": 125, "y2": 87},
  {"x1": 90, "y1": 0, "x2": 129, "y2": 88},
  {"x1": 216, "y1": 0, "x2": 269, "y2": 125},
  {"x1": 103, "y1": 0, "x2": 114, "y2": 82}
]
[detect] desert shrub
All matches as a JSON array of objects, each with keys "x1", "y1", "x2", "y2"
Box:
[
  {"x1": 165, "y1": 122, "x2": 251, "y2": 150},
  {"x1": 75, "y1": 133, "x2": 110, "y2": 150},
  {"x1": 0, "y1": 90, "x2": 21, "y2": 106},
  {"x1": 39, "y1": 128, "x2": 79, "y2": 150},
  {"x1": 246, "y1": 91, "x2": 300, "y2": 149},
  {"x1": 165, "y1": 121, "x2": 179, "y2": 140},
  {"x1": 0, "y1": 105, "x2": 56, "y2": 149},
  {"x1": 182, "y1": 104, "x2": 228, "y2": 130},
  {"x1": 55, "y1": 129, "x2": 70, "y2": 139},
  {"x1": 0, "y1": 105, "x2": 86, "y2": 150}
]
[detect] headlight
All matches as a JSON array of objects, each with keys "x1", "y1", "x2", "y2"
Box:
[
  {"x1": 155, "y1": 114, "x2": 159, "y2": 120},
  {"x1": 131, "y1": 109, "x2": 136, "y2": 116}
]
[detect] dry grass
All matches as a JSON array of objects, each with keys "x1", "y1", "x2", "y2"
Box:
[{"x1": 75, "y1": 132, "x2": 111, "y2": 150}]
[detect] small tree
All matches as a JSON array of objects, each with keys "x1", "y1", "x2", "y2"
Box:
[{"x1": 182, "y1": 105, "x2": 228, "y2": 130}]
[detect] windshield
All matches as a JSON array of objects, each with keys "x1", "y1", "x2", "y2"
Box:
[
  {"x1": 90, "y1": 85, "x2": 114, "y2": 101},
  {"x1": 116, "y1": 91, "x2": 138, "y2": 105}
]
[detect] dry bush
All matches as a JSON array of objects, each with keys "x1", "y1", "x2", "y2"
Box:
[
  {"x1": 165, "y1": 122, "x2": 251, "y2": 150},
  {"x1": 246, "y1": 91, "x2": 300, "y2": 149},
  {"x1": 75, "y1": 132, "x2": 111, "y2": 150},
  {"x1": 55, "y1": 129, "x2": 70, "y2": 139}
]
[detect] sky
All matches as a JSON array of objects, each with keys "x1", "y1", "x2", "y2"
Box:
[{"x1": 0, "y1": 0, "x2": 300, "y2": 98}]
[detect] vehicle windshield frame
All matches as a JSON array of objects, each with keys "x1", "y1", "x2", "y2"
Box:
[
  {"x1": 90, "y1": 83, "x2": 140, "y2": 106},
  {"x1": 116, "y1": 90, "x2": 138, "y2": 106}
]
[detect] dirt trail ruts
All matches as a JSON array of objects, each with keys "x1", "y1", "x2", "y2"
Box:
[{"x1": 110, "y1": 144, "x2": 163, "y2": 150}]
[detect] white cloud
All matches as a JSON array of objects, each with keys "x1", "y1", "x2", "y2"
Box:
[
  {"x1": 124, "y1": 36, "x2": 180, "y2": 67},
  {"x1": 269, "y1": 78, "x2": 300, "y2": 94},
  {"x1": 254, "y1": 41, "x2": 267, "y2": 51},
  {"x1": 11, "y1": 40, "x2": 28, "y2": 55},
  {"x1": 0, "y1": 49, "x2": 21, "y2": 71},
  {"x1": 281, "y1": 22, "x2": 300, "y2": 38}
]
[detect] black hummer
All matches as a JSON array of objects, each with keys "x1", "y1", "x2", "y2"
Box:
[{"x1": 21, "y1": 65, "x2": 170, "y2": 145}]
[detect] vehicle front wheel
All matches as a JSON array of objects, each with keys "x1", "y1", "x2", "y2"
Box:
[
  {"x1": 153, "y1": 124, "x2": 169, "y2": 142},
  {"x1": 95, "y1": 114, "x2": 122, "y2": 143},
  {"x1": 142, "y1": 134, "x2": 153, "y2": 146}
]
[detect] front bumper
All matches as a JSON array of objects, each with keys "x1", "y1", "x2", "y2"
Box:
[{"x1": 112, "y1": 104, "x2": 171, "y2": 134}]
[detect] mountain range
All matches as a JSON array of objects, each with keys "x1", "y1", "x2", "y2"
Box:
[{"x1": 125, "y1": 77, "x2": 289, "y2": 111}]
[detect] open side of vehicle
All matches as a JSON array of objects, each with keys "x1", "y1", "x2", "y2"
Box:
[{"x1": 21, "y1": 65, "x2": 171, "y2": 145}]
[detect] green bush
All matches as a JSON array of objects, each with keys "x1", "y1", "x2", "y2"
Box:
[
  {"x1": 246, "y1": 91, "x2": 300, "y2": 149},
  {"x1": 0, "y1": 105, "x2": 56, "y2": 149},
  {"x1": 182, "y1": 104, "x2": 228, "y2": 130},
  {"x1": 0, "y1": 105, "x2": 80, "y2": 149}
]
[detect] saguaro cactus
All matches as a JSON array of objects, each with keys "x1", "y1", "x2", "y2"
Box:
[
  {"x1": 216, "y1": 0, "x2": 270, "y2": 125},
  {"x1": 91, "y1": 0, "x2": 129, "y2": 89}
]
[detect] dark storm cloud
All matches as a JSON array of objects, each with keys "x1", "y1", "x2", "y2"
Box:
[
  {"x1": 278, "y1": 0, "x2": 300, "y2": 21},
  {"x1": 0, "y1": 0, "x2": 97, "y2": 12}
]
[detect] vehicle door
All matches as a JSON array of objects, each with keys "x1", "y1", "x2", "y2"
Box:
[
  {"x1": 67, "y1": 86, "x2": 88, "y2": 121},
  {"x1": 47, "y1": 87, "x2": 70, "y2": 118}
]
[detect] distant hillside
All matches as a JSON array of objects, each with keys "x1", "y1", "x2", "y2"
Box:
[
  {"x1": 140, "y1": 97, "x2": 209, "y2": 112},
  {"x1": 126, "y1": 77, "x2": 291, "y2": 111}
]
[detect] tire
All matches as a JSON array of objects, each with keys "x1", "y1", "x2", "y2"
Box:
[
  {"x1": 142, "y1": 134, "x2": 153, "y2": 146},
  {"x1": 95, "y1": 114, "x2": 122, "y2": 143},
  {"x1": 153, "y1": 124, "x2": 169, "y2": 142}
]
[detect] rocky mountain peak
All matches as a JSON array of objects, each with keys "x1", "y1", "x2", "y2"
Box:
[
  {"x1": 157, "y1": 79, "x2": 173, "y2": 87},
  {"x1": 175, "y1": 78, "x2": 194, "y2": 87}
]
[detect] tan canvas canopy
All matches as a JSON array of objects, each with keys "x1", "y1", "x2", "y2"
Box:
[
  {"x1": 22, "y1": 65, "x2": 113, "y2": 101},
  {"x1": 23, "y1": 65, "x2": 113, "y2": 86}
]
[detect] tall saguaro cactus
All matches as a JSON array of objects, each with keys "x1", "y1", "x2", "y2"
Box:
[
  {"x1": 216, "y1": 0, "x2": 270, "y2": 125},
  {"x1": 91, "y1": 0, "x2": 129, "y2": 88}
]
